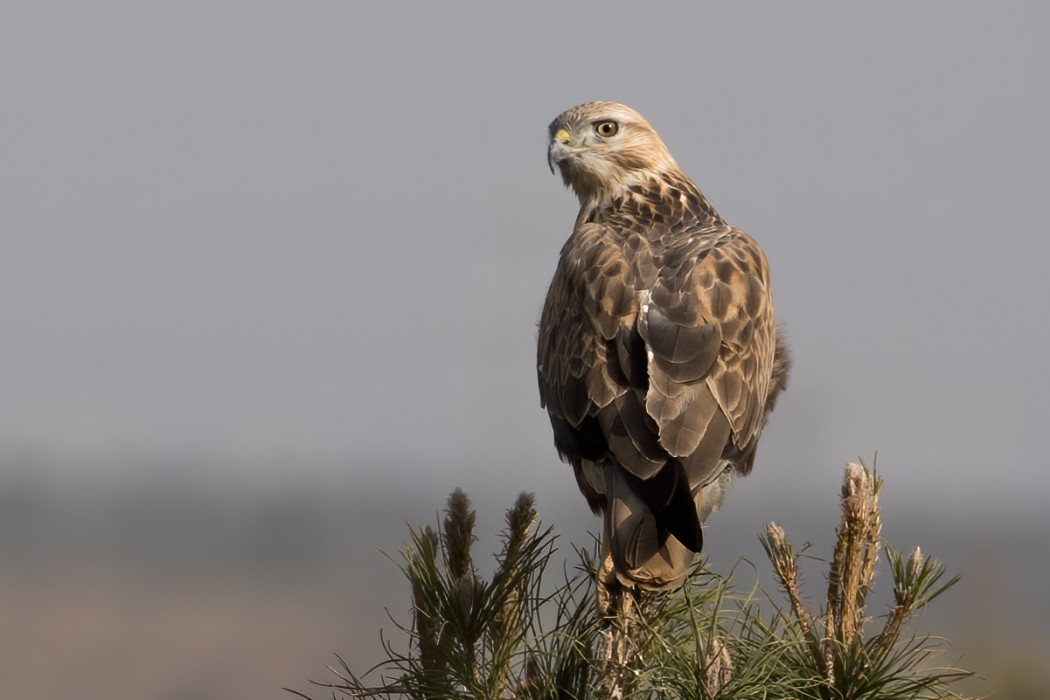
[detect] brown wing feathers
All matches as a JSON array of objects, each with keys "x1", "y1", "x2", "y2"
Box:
[{"x1": 539, "y1": 220, "x2": 773, "y2": 549}]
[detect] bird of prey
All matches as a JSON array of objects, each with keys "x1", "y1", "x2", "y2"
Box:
[{"x1": 538, "y1": 102, "x2": 790, "y2": 594}]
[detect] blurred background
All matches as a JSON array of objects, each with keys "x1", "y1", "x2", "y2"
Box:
[{"x1": 2, "y1": 2, "x2": 1048, "y2": 698}]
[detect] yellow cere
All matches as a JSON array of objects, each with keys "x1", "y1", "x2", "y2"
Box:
[{"x1": 554, "y1": 128, "x2": 571, "y2": 145}]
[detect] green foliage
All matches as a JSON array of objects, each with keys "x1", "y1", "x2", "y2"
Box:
[
  {"x1": 290, "y1": 490, "x2": 599, "y2": 699},
  {"x1": 290, "y1": 465, "x2": 972, "y2": 699},
  {"x1": 759, "y1": 462, "x2": 972, "y2": 699}
]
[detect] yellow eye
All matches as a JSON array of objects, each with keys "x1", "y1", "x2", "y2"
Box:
[{"x1": 594, "y1": 120, "x2": 619, "y2": 138}]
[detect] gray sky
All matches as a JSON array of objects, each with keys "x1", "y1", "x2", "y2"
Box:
[{"x1": 2, "y1": 2, "x2": 1049, "y2": 519}]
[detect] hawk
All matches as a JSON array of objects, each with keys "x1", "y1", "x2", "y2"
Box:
[{"x1": 538, "y1": 102, "x2": 790, "y2": 593}]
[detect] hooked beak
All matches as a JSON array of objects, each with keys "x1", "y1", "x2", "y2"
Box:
[
  {"x1": 547, "y1": 143, "x2": 566, "y2": 174},
  {"x1": 547, "y1": 127, "x2": 572, "y2": 174}
]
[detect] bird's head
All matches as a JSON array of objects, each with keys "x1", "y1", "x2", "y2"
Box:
[{"x1": 547, "y1": 101, "x2": 679, "y2": 203}]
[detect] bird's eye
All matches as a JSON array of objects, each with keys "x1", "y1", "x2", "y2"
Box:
[{"x1": 594, "y1": 120, "x2": 619, "y2": 138}]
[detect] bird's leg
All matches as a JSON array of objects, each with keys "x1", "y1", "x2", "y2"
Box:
[
  {"x1": 595, "y1": 529, "x2": 639, "y2": 699},
  {"x1": 596, "y1": 532, "x2": 619, "y2": 619}
]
